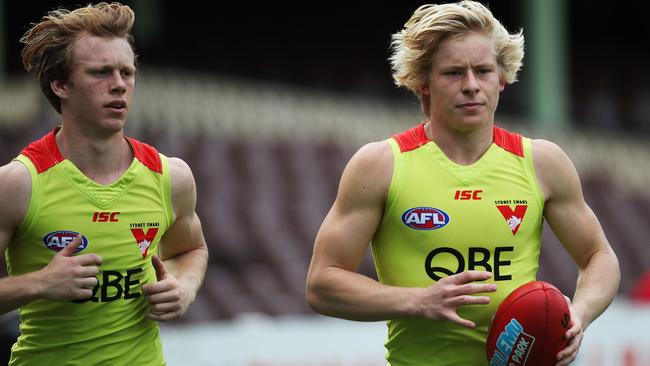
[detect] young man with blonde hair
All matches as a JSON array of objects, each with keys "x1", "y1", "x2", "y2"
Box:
[
  {"x1": 0, "y1": 3, "x2": 208, "y2": 364},
  {"x1": 306, "y1": 1, "x2": 619, "y2": 365}
]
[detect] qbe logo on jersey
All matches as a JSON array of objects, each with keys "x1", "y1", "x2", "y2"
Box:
[
  {"x1": 401, "y1": 207, "x2": 450, "y2": 230},
  {"x1": 43, "y1": 231, "x2": 88, "y2": 253}
]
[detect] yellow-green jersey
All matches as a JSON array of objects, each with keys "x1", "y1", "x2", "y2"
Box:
[
  {"x1": 6, "y1": 128, "x2": 172, "y2": 365},
  {"x1": 371, "y1": 123, "x2": 545, "y2": 366}
]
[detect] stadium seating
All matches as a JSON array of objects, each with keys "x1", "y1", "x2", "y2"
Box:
[{"x1": 1, "y1": 71, "x2": 649, "y2": 323}]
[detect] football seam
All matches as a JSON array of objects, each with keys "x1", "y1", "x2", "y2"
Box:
[{"x1": 543, "y1": 287, "x2": 550, "y2": 359}]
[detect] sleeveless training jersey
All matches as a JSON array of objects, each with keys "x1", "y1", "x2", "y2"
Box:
[
  {"x1": 6, "y1": 128, "x2": 172, "y2": 365},
  {"x1": 371, "y1": 123, "x2": 544, "y2": 366}
]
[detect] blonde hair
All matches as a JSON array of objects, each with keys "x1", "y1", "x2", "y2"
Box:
[
  {"x1": 20, "y1": 2, "x2": 136, "y2": 114},
  {"x1": 390, "y1": 1, "x2": 524, "y2": 113}
]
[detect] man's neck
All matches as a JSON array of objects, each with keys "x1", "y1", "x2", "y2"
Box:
[
  {"x1": 55, "y1": 124, "x2": 133, "y2": 185},
  {"x1": 424, "y1": 120, "x2": 494, "y2": 166}
]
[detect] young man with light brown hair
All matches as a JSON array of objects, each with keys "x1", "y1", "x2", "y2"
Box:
[{"x1": 0, "y1": 3, "x2": 208, "y2": 364}]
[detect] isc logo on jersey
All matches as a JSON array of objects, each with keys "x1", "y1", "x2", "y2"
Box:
[
  {"x1": 402, "y1": 207, "x2": 450, "y2": 230},
  {"x1": 43, "y1": 231, "x2": 88, "y2": 253}
]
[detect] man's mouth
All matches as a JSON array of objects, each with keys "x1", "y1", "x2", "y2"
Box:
[{"x1": 105, "y1": 100, "x2": 127, "y2": 112}]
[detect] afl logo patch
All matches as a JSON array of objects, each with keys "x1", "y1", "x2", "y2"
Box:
[
  {"x1": 43, "y1": 231, "x2": 88, "y2": 253},
  {"x1": 402, "y1": 207, "x2": 450, "y2": 230}
]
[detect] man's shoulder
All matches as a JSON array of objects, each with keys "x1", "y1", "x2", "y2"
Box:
[
  {"x1": 530, "y1": 138, "x2": 579, "y2": 201},
  {"x1": 166, "y1": 156, "x2": 196, "y2": 212},
  {"x1": 531, "y1": 138, "x2": 568, "y2": 165},
  {"x1": 167, "y1": 156, "x2": 194, "y2": 186},
  {"x1": 0, "y1": 161, "x2": 31, "y2": 187},
  {"x1": 338, "y1": 140, "x2": 393, "y2": 203},
  {"x1": 350, "y1": 140, "x2": 393, "y2": 173},
  {"x1": 0, "y1": 161, "x2": 32, "y2": 228}
]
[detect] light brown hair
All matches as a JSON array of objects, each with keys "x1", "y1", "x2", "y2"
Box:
[{"x1": 21, "y1": 2, "x2": 136, "y2": 113}]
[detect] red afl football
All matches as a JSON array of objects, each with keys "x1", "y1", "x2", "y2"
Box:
[{"x1": 486, "y1": 281, "x2": 572, "y2": 366}]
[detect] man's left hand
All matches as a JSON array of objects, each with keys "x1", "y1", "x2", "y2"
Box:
[
  {"x1": 555, "y1": 298, "x2": 584, "y2": 366},
  {"x1": 142, "y1": 255, "x2": 192, "y2": 322}
]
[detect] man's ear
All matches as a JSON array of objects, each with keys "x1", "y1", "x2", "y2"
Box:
[
  {"x1": 51, "y1": 79, "x2": 68, "y2": 99},
  {"x1": 498, "y1": 77, "x2": 505, "y2": 92}
]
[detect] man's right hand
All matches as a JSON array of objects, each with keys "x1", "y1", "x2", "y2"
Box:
[
  {"x1": 37, "y1": 235, "x2": 103, "y2": 301},
  {"x1": 416, "y1": 270, "x2": 497, "y2": 329}
]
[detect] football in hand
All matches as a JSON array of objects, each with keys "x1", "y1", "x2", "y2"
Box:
[{"x1": 486, "y1": 281, "x2": 571, "y2": 366}]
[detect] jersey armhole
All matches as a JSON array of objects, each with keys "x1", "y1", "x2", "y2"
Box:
[
  {"x1": 379, "y1": 139, "x2": 402, "y2": 227},
  {"x1": 370, "y1": 139, "x2": 401, "y2": 283},
  {"x1": 522, "y1": 138, "x2": 545, "y2": 215},
  {"x1": 11, "y1": 155, "x2": 39, "y2": 241},
  {"x1": 159, "y1": 154, "x2": 174, "y2": 232}
]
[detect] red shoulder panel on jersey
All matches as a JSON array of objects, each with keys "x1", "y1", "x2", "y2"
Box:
[
  {"x1": 126, "y1": 137, "x2": 163, "y2": 174},
  {"x1": 493, "y1": 126, "x2": 524, "y2": 158},
  {"x1": 392, "y1": 123, "x2": 431, "y2": 153},
  {"x1": 20, "y1": 129, "x2": 65, "y2": 173}
]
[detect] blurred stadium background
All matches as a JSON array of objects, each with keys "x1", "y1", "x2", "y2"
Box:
[{"x1": 1, "y1": 1, "x2": 650, "y2": 365}]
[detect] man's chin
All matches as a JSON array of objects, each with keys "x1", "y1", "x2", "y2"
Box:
[
  {"x1": 98, "y1": 118, "x2": 128, "y2": 134},
  {"x1": 453, "y1": 116, "x2": 492, "y2": 132}
]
